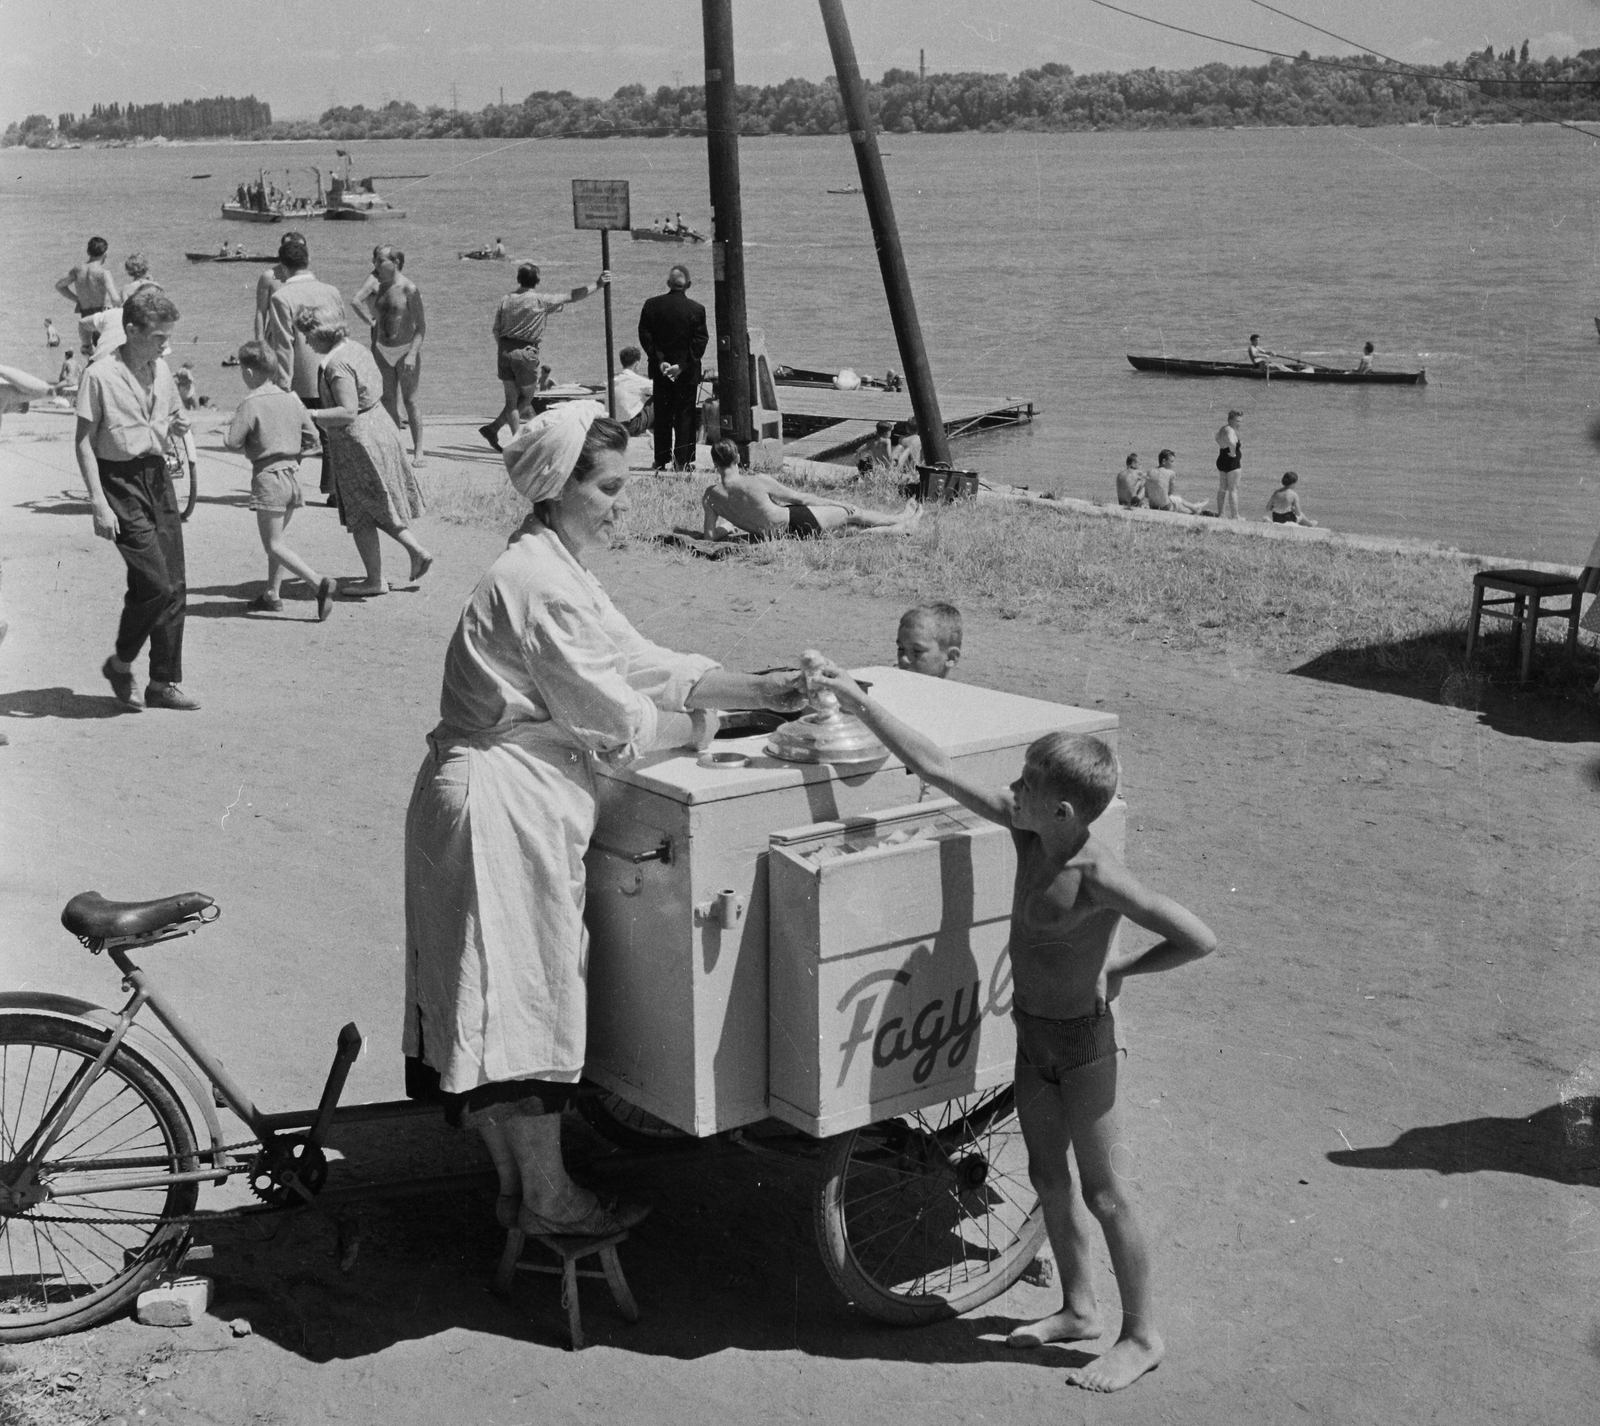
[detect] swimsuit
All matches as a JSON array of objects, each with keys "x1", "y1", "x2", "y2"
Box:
[
  {"x1": 1013, "y1": 1006, "x2": 1119, "y2": 1082},
  {"x1": 374, "y1": 341, "x2": 412, "y2": 367},
  {"x1": 786, "y1": 503, "x2": 823, "y2": 538},
  {"x1": 1216, "y1": 438, "x2": 1242, "y2": 473},
  {"x1": 1271, "y1": 509, "x2": 1297, "y2": 523}
]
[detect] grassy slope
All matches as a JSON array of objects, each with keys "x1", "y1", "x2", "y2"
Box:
[{"x1": 422, "y1": 468, "x2": 1600, "y2": 709}]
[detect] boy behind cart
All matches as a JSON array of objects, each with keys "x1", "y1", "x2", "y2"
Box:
[{"x1": 811, "y1": 660, "x2": 1217, "y2": 1394}]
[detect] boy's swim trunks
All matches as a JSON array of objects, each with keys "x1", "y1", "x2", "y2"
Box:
[
  {"x1": 787, "y1": 502, "x2": 823, "y2": 538},
  {"x1": 1012, "y1": 1006, "x2": 1119, "y2": 1082}
]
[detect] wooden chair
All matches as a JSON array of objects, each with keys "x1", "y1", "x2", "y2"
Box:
[
  {"x1": 493, "y1": 1227, "x2": 639, "y2": 1350},
  {"x1": 1465, "y1": 566, "x2": 1599, "y2": 686}
]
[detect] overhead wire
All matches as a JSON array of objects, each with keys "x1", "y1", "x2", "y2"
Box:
[{"x1": 1080, "y1": 0, "x2": 1600, "y2": 142}]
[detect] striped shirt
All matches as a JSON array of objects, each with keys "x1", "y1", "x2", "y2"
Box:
[{"x1": 75, "y1": 349, "x2": 188, "y2": 461}]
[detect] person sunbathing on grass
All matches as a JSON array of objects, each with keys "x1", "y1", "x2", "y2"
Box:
[{"x1": 700, "y1": 438, "x2": 919, "y2": 541}]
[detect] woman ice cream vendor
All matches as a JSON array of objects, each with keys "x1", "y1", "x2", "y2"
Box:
[{"x1": 403, "y1": 401, "x2": 806, "y2": 1238}]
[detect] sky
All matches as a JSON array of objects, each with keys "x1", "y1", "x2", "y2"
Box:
[{"x1": 5, "y1": 0, "x2": 1600, "y2": 124}]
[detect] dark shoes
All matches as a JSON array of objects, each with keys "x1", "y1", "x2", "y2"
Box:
[
  {"x1": 248, "y1": 591, "x2": 283, "y2": 613},
  {"x1": 102, "y1": 657, "x2": 140, "y2": 710},
  {"x1": 145, "y1": 682, "x2": 201, "y2": 711},
  {"x1": 478, "y1": 423, "x2": 502, "y2": 453},
  {"x1": 316, "y1": 577, "x2": 336, "y2": 622}
]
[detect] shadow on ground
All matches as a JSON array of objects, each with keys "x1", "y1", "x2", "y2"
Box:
[
  {"x1": 188, "y1": 1111, "x2": 1062, "y2": 1368},
  {"x1": 0, "y1": 685, "x2": 130, "y2": 720},
  {"x1": 1292, "y1": 628, "x2": 1600, "y2": 743},
  {"x1": 1327, "y1": 1098, "x2": 1600, "y2": 1186}
]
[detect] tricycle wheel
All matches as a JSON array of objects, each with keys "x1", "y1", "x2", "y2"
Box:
[
  {"x1": 576, "y1": 1090, "x2": 691, "y2": 1155},
  {"x1": 813, "y1": 1085, "x2": 1045, "y2": 1324}
]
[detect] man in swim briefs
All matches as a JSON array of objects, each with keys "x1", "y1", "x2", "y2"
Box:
[
  {"x1": 701, "y1": 439, "x2": 918, "y2": 540},
  {"x1": 352, "y1": 245, "x2": 426, "y2": 465},
  {"x1": 56, "y1": 237, "x2": 120, "y2": 351}
]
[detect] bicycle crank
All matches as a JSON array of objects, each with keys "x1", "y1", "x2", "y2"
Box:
[{"x1": 248, "y1": 1138, "x2": 329, "y2": 1208}]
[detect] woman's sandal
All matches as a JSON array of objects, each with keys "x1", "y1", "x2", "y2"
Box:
[
  {"x1": 316, "y1": 577, "x2": 336, "y2": 622},
  {"x1": 517, "y1": 1194, "x2": 651, "y2": 1239}
]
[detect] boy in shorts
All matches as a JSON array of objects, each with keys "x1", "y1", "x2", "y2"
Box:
[
  {"x1": 225, "y1": 341, "x2": 335, "y2": 620},
  {"x1": 896, "y1": 602, "x2": 962, "y2": 678},
  {"x1": 810, "y1": 666, "x2": 1218, "y2": 1393}
]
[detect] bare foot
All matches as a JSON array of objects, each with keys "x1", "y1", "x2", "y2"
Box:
[
  {"x1": 1063, "y1": 1332, "x2": 1164, "y2": 1392},
  {"x1": 1007, "y1": 1308, "x2": 1102, "y2": 1348},
  {"x1": 339, "y1": 580, "x2": 389, "y2": 599},
  {"x1": 409, "y1": 551, "x2": 434, "y2": 583}
]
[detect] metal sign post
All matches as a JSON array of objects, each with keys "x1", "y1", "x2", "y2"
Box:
[{"x1": 572, "y1": 179, "x2": 631, "y2": 419}]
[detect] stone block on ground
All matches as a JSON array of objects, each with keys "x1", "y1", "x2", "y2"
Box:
[{"x1": 135, "y1": 1274, "x2": 213, "y2": 1327}]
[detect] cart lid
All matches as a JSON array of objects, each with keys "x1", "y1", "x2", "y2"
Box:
[{"x1": 594, "y1": 666, "x2": 1119, "y2": 806}]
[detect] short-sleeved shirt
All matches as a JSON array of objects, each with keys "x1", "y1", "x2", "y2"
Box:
[
  {"x1": 226, "y1": 383, "x2": 321, "y2": 475},
  {"x1": 75, "y1": 350, "x2": 188, "y2": 461},
  {"x1": 493, "y1": 290, "x2": 567, "y2": 347},
  {"x1": 610, "y1": 368, "x2": 653, "y2": 421}
]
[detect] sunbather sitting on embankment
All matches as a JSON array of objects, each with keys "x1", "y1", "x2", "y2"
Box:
[{"x1": 701, "y1": 439, "x2": 920, "y2": 540}]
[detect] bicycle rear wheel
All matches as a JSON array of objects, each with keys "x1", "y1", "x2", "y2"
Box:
[
  {"x1": 165, "y1": 436, "x2": 197, "y2": 522},
  {"x1": 0, "y1": 1015, "x2": 199, "y2": 1341}
]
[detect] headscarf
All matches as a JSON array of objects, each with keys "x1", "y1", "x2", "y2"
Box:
[{"x1": 504, "y1": 400, "x2": 604, "y2": 504}]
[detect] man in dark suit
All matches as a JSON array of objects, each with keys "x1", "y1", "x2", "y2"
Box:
[{"x1": 637, "y1": 264, "x2": 708, "y2": 471}]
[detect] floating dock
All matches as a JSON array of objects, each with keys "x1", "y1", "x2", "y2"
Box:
[{"x1": 778, "y1": 388, "x2": 1035, "y2": 463}]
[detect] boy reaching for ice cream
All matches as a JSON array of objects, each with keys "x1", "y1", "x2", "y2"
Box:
[{"x1": 811, "y1": 657, "x2": 1217, "y2": 1393}]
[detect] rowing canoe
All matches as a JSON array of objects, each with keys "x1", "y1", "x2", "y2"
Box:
[
  {"x1": 186, "y1": 252, "x2": 278, "y2": 263},
  {"x1": 1127, "y1": 354, "x2": 1426, "y2": 386}
]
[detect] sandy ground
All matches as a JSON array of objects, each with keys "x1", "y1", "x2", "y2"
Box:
[{"x1": 1, "y1": 410, "x2": 1597, "y2": 1426}]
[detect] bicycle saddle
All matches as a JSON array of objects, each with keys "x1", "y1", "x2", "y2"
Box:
[{"x1": 61, "y1": 891, "x2": 215, "y2": 941}]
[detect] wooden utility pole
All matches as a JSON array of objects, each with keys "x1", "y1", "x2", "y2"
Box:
[
  {"x1": 819, "y1": 0, "x2": 950, "y2": 467},
  {"x1": 702, "y1": 0, "x2": 753, "y2": 450}
]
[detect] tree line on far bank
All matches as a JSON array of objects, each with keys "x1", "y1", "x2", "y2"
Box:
[
  {"x1": 7, "y1": 44, "x2": 1599, "y2": 148},
  {"x1": 3, "y1": 96, "x2": 271, "y2": 147}
]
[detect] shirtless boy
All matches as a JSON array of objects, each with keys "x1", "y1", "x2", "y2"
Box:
[
  {"x1": 701, "y1": 439, "x2": 918, "y2": 540},
  {"x1": 55, "y1": 237, "x2": 120, "y2": 350},
  {"x1": 352, "y1": 245, "x2": 426, "y2": 465},
  {"x1": 810, "y1": 668, "x2": 1218, "y2": 1394},
  {"x1": 896, "y1": 602, "x2": 962, "y2": 678}
]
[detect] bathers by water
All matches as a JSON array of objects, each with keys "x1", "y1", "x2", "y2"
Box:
[
  {"x1": 1012, "y1": 1005, "x2": 1119, "y2": 1083},
  {"x1": 787, "y1": 502, "x2": 823, "y2": 538}
]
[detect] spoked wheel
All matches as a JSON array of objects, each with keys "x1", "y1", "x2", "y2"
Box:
[
  {"x1": 814, "y1": 1085, "x2": 1045, "y2": 1324},
  {"x1": 576, "y1": 1089, "x2": 694, "y2": 1155},
  {"x1": 0, "y1": 1015, "x2": 199, "y2": 1341},
  {"x1": 165, "y1": 437, "x2": 198, "y2": 522}
]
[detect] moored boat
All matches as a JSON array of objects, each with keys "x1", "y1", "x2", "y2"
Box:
[
  {"x1": 1127, "y1": 354, "x2": 1426, "y2": 386},
  {"x1": 630, "y1": 226, "x2": 706, "y2": 244}
]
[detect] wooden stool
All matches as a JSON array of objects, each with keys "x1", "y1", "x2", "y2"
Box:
[
  {"x1": 1464, "y1": 567, "x2": 1595, "y2": 686},
  {"x1": 493, "y1": 1228, "x2": 639, "y2": 1350}
]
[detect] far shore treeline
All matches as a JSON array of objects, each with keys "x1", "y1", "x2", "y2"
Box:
[{"x1": 7, "y1": 43, "x2": 1600, "y2": 147}]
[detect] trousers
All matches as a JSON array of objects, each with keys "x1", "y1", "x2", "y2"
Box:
[
  {"x1": 100, "y1": 454, "x2": 186, "y2": 684},
  {"x1": 651, "y1": 375, "x2": 699, "y2": 470},
  {"x1": 298, "y1": 393, "x2": 332, "y2": 493}
]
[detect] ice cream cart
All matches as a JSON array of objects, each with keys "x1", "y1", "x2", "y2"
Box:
[{"x1": 580, "y1": 667, "x2": 1124, "y2": 1323}]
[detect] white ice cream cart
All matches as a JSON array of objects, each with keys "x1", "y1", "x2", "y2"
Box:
[{"x1": 581, "y1": 667, "x2": 1123, "y2": 1323}]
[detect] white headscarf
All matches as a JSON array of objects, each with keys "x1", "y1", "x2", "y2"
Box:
[{"x1": 504, "y1": 401, "x2": 604, "y2": 504}]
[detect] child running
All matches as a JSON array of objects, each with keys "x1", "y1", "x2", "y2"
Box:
[
  {"x1": 810, "y1": 661, "x2": 1217, "y2": 1393},
  {"x1": 225, "y1": 341, "x2": 335, "y2": 619},
  {"x1": 896, "y1": 602, "x2": 962, "y2": 678}
]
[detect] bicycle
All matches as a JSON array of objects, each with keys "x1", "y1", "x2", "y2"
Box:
[
  {"x1": 0, "y1": 891, "x2": 362, "y2": 1342},
  {"x1": 0, "y1": 889, "x2": 1045, "y2": 1342},
  {"x1": 164, "y1": 429, "x2": 198, "y2": 522}
]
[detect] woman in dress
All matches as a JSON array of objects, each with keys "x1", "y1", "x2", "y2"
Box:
[
  {"x1": 403, "y1": 403, "x2": 805, "y2": 1237},
  {"x1": 295, "y1": 311, "x2": 432, "y2": 597}
]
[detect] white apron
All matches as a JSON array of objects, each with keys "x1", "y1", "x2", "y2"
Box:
[{"x1": 403, "y1": 524, "x2": 716, "y2": 1094}]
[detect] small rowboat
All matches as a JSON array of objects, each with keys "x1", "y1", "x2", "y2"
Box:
[
  {"x1": 631, "y1": 226, "x2": 707, "y2": 244},
  {"x1": 1127, "y1": 354, "x2": 1426, "y2": 386},
  {"x1": 458, "y1": 249, "x2": 508, "y2": 261},
  {"x1": 186, "y1": 252, "x2": 278, "y2": 263},
  {"x1": 826, "y1": 185, "x2": 861, "y2": 195}
]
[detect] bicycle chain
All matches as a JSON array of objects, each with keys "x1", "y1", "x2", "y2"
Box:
[{"x1": 6, "y1": 1136, "x2": 316, "y2": 1227}]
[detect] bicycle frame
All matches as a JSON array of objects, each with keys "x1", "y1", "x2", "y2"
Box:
[{"x1": 6, "y1": 924, "x2": 361, "y2": 1207}]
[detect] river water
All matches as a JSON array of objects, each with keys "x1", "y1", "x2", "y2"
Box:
[{"x1": 4, "y1": 125, "x2": 1598, "y2": 562}]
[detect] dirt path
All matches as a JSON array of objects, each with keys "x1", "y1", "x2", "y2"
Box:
[{"x1": 1, "y1": 413, "x2": 1597, "y2": 1425}]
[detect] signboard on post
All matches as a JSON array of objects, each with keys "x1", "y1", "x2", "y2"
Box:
[
  {"x1": 572, "y1": 179, "x2": 631, "y2": 232},
  {"x1": 572, "y1": 180, "x2": 631, "y2": 418}
]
